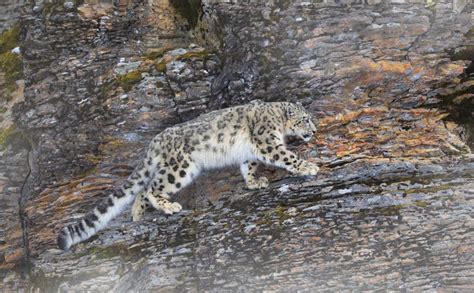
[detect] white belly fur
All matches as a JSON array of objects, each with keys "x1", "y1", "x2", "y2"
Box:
[{"x1": 192, "y1": 135, "x2": 256, "y2": 170}]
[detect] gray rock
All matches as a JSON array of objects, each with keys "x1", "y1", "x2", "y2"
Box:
[{"x1": 1, "y1": 0, "x2": 473, "y2": 291}]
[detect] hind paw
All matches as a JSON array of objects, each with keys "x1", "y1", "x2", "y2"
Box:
[
  {"x1": 246, "y1": 176, "x2": 269, "y2": 190},
  {"x1": 132, "y1": 209, "x2": 144, "y2": 222}
]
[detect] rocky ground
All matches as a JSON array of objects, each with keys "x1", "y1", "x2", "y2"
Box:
[{"x1": 0, "y1": 0, "x2": 473, "y2": 291}]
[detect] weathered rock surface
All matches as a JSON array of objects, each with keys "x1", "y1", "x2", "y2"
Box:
[
  {"x1": 0, "y1": 1, "x2": 28, "y2": 290},
  {"x1": 0, "y1": 0, "x2": 473, "y2": 291},
  {"x1": 0, "y1": 0, "x2": 26, "y2": 33},
  {"x1": 30, "y1": 156, "x2": 474, "y2": 291}
]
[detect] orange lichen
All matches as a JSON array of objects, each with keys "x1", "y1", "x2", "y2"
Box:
[
  {"x1": 370, "y1": 60, "x2": 412, "y2": 74},
  {"x1": 4, "y1": 249, "x2": 23, "y2": 263},
  {"x1": 307, "y1": 106, "x2": 469, "y2": 161}
]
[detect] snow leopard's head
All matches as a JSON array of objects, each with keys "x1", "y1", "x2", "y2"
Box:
[{"x1": 284, "y1": 102, "x2": 317, "y2": 142}]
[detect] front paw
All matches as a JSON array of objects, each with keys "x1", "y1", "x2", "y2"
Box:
[
  {"x1": 295, "y1": 161, "x2": 319, "y2": 176},
  {"x1": 162, "y1": 202, "x2": 182, "y2": 215},
  {"x1": 246, "y1": 176, "x2": 269, "y2": 190}
]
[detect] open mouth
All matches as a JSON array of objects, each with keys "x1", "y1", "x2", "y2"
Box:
[{"x1": 285, "y1": 135, "x2": 312, "y2": 145}]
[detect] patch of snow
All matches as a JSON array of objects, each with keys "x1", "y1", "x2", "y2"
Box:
[
  {"x1": 338, "y1": 188, "x2": 352, "y2": 195},
  {"x1": 11, "y1": 47, "x2": 20, "y2": 54},
  {"x1": 278, "y1": 184, "x2": 290, "y2": 193}
]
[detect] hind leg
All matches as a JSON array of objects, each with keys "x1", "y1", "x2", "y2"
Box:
[
  {"x1": 144, "y1": 181, "x2": 184, "y2": 216},
  {"x1": 143, "y1": 161, "x2": 198, "y2": 217},
  {"x1": 131, "y1": 193, "x2": 151, "y2": 222},
  {"x1": 131, "y1": 189, "x2": 182, "y2": 221},
  {"x1": 240, "y1": 160, "x2": 269, "y2": 190}
]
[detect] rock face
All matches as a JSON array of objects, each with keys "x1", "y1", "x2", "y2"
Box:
[
  {"x1": 0, "y1": 0, "x2": 473, "y2": 291},
  {"x1": 0, "y1": 0, "x2": 26, "y2": 33},
  {"x1": 0, "y1": 0, "x2": 28, "y2": 289}
]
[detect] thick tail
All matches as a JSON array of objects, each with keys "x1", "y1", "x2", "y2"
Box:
[{"x1": 57, "y1": 160, "x2": 153, "y2": 250}]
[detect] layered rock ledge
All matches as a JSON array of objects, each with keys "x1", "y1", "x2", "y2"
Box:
[{"x1": 0, "y1": 0, "x2": 473, "y2": 291}]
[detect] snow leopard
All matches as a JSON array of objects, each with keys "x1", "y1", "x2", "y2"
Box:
[{"x1": 57, "y1": 101, "x2": 319, "y2": 250}]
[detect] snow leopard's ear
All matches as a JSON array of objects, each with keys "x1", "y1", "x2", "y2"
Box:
[{"x1": 285, "y1": 104, "x2": 296, "y2": 118}]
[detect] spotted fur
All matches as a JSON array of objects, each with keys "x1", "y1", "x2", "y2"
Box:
[{"x1": 57, "y1": 101, "x2": 319, "y2": 250}]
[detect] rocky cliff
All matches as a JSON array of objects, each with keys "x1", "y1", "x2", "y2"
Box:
[
  {"x1": 0, "y1": 0, "x2": 26, "y2": 33},
  {"x1": 0, "y1": 0, "x2": 473, "y2": 291}
]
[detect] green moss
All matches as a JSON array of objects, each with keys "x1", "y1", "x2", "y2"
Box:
[
  {"x1": 100, "y1": 82, "x2": 114, "y2": 98},
  {"x1": 175, "y1": 50, "x2": 213, "y2": 61},
  {"x1": 41, "y1": 0, "x2": 66, "y2": 17},
  {"x1": 401, "y1": 184, "x2": 452, "y2": 195},
  {"x1": 151, "y1": 50, "x2": 214, "y2": 74},
  {"x1": 89, "y1": 245, "x2": 121, "y2": 259},
  {"x1": 100, "y1": 70, "x2": 144, "y2": 97},
  {"x1": 0, "y1": 125, "x2": 17, "y2": 150},
  {"x1": 0, "y1": 24, "x2": 23, "y2": 101},
  {"x1": 0, "y1": 106, "x2": 7, "y2": 113},
  {"x1": 0, "y1": 124, "x2": 33, "y2": 150},
  {"x1": 257, "y1": 205, "x2": 291, "y2": 226},
  {"x1": 169, "y1": 0, "x2": 202, "y2": 29},
  {"x1": 145, "y1": 51, "x2": 164, "y2": 60},
  {"x1": 155, "y1": 80, "x2": 165, "y2": 88},
  {"x1": 145, "y1": 49, "x2": 169, "y2": 60},
  {"x1": 0, "y1": 52, "x2": 23, "y2": 85},
  {"x1": 413, "y1": 200, "x2": 428, "y2": 208},
  {"x1": 274, "y1": 205, "x2": 288, "y2": 222},
  {"x1": 154, "y1": 60, "x2": 167, "y2": 73},
  {"x1": 116, "y1": 70, "x2": 143, "y2": 92},
  {"x1": 381, "y1": 204, "x2": 404, "y2": 216},
  {"x1": 0, "y1": 24, "x2": 20, "y2": 52}
]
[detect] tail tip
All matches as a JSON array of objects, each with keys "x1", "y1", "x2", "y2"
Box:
[{"x1": 57, "y1": 229, "x2": 70, "y2": 251}]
